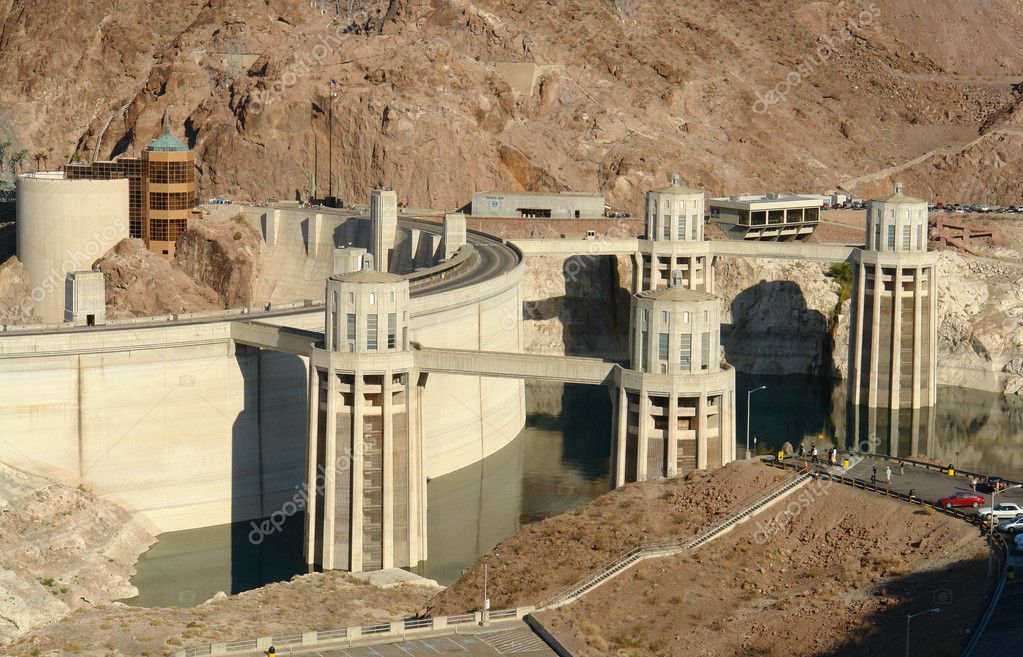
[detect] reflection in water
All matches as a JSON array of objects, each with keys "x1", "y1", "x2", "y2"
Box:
[
  {"x1": 737, "y1": 373, "x2": 1023, "y2": 480},
  {"x1": 128, "y1": 376, "x2": 1022, "y2": 605},
  {"x1": 413, "y1": 382, "x2": 611, "y2": 584}
]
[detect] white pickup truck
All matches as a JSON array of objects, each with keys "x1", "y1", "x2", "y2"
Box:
[{"x1": 977, "y1": 502, "x2": 1023, "y2": 522}]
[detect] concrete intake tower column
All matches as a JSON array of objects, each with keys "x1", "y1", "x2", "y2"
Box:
[
  {"x1": 305, "y1": 270, "x2": 425, "y2": 571},
  {"x1": 611, "y1": 282, "x2": 736, "y2": 487},
  {"x1": 635, "y1": 175, "x2": 714, "y2": 294},
  {"x1": 849, "y1": 183, "x2": 938, "y2": 410}
]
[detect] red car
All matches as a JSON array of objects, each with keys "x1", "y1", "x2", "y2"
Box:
[{"x1": 937, "y1": 491, "x2": 985, "y2": 509}]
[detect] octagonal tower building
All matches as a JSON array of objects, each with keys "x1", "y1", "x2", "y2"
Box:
[{"x1": 634, "y1": 174, "x2": 714, "y2": 293}]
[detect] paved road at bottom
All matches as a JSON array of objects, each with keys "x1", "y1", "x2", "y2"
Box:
[{"x1": 290, "y1": 625, "x2": 557, "y2": 657}]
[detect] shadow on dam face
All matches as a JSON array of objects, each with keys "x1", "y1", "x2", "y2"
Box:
[{"x1": 231, "y1": 344, "x2": 311, "y2": 595}]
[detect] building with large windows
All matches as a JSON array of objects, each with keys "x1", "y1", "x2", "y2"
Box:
[
  {"x1": 64, "y1": 120, "x2": 197, "y2": 258},
  {"x1": 708, "y1": 193, "x2": 822, "y2": 241}
]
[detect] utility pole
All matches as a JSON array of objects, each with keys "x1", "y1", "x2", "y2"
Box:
[{"x1": 328, "y1": 83, "x2": 334, "y2": 205}]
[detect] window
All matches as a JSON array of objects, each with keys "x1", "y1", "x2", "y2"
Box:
[
  {"x1": 367, "y1": 314, "x2": 378, "y2": 350},
  {"x1": 701, "y1": 332, "x2": 710, "y2": 370},
  {"x1": 874, "y1": 223, "x2": 880, "y2": 250},
  {"x1": 369, "y1": 293, "x2": 376, "y2": 305},
  {"x1": 679, "y1": 334, "x2": 692, "y2": 368},
  {"x1": 663, "y1": 215, "x2": 671, "y2": 239},
  {"x1": 658, "y1": 333, "x2": 668, "y2": 361},
  {"x1": 887, "y1": 225, "x2": 895, "y2": 249},
  {"x1": 641, "y1": 330, "x2": 649, "y2": 371},
  {"x1": 390, "y1": 291, "x2": 395, "y2": 303},
  {"x1": 917, "y1": 224, "x2": 924, "y2": 250},
  {"x1": 703, "y1": 310, "x2": 709, "y2": 322},
  {"x1": 346, "y1": 313, "x2": 356, "y2": 341},
  {"x1": 902, "y1": 225, "x2": 911, "y2": 250},
  {"x1": 691, "y1": 215, "x2": 698, "y2": 240},
  {"x1": 677, "y1": 216, "x2": 686, "y2": 240},
  {"x1": 387, "y1": 313, "x2": 396, "y2": 349},
  {"x1": 661, "y1": 310, "x2": 669, "y2": 323},
  {"x1": 679, "y1": 200, "x2": 685, "y2": 211},
  {"x1": 682, "y1": 311, "x2": 690, "y2": 323},
  {"x1": 348, "y1": 292, "x2": 354, "y2": 303}
]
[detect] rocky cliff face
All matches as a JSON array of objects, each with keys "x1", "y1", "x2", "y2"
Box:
[
  {"x1": 0, "y1": 463, "x2": 155, "y2": 644},
  {"x1": 174, "y1": 215, "x2": 260, "y2": 308},
  {"x1": 716, "y1": 257, "x2": 844, "y2": 377},
  {"x1": 2, "y1": 1, "x2": 1022, "y2": 209},
  {"x1": 94, "y1": 238, "x2": 223, "y2": 317},
  {"x1": 521, "y1": 254, "x2": 631, "y2": 358}
]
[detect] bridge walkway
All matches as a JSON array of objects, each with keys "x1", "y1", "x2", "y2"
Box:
[{"x1": 413, "y1": 346, "x2": 618, "y2": 385}]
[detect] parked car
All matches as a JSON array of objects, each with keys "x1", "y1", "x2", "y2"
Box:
[
  {"x1": 998, "y1": 516, "x2": 1023, "y2": 534},
  {"x1": 977, "y1": 502, "x2": 1023, "y2": 521},
  {"x1": 1015, "y1": 533, "x2": 1023, "y2": 551},
  {"x1": 937, "y1": 491, "x2": 985, "y2": 509},
  {"x1": 977, "y1": 476, "x2": 1009, "y2": 493}
]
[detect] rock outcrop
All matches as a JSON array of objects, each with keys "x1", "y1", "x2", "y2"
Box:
[
  {"x1": 0, "y1": 257, "x2": 37, "y2": 324},
  {"x1": 0, "y1": 463, "x2": 155, "y2": 644},
  {"x1": 174, "y1": 215, "x2": 260, "y2": 308},
  {"x1": 93, "y1": 238, "x2": 223, "y2": 318},
  {"x1": 716, "y1": 257, "x2": 844, "y2": 377}
]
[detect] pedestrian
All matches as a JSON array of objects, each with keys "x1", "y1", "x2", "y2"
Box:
[
  {"x1": 811, "y1": 446, "x2": 819, "y2": 464},
  {"x1": 885, "y1": 465, "x2": 892, "y2": 485},
  {"x1": 969, "y1": 476, "x2": 978, "y2": 491},
  {"x1": 871, "y1": 466, "x2": 877, "y2": 487},
  {"x1": 798, "y1": 443, "x2": 805, "y2": 458},
  {"x1": 830, "y1": 448, "x2": 837, "y2": 465},
  {"x1": 900, "y1": 462, "x2": 905, "y2": 477}
]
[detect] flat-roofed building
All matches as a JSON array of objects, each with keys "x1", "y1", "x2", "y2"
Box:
[
  {"x1": 709, "y1": 193, "x2": 822, "y2": 241},
  {"x1": 470, "y1": 190, "x2": 605, "y2": 219}
]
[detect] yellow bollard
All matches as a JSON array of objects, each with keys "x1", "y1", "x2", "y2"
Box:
[
  {"x1": 777, "y1": 450, "x2": 785, "y2": 461},
  {"x1": 842, "y1": 457, "x2": 850, "y2": 469},
  {"x1": 947, "y1": 466, "x2": 955, "y2": 476}
]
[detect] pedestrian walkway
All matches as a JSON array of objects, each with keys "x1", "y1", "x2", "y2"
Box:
[{"x1": 290, "y1": 622, "x2": 557, "y2": 657}]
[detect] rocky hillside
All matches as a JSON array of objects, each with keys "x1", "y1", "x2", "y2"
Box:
[
  {"x1": 1, "y1": 0, "x2": 1022, "y2": 212},
  {"x1": 0, "y1": 463, "x2": 155, "y2": 645},
  {"x1": 0, "y1": 255, "x2": 36, "y2": 323}
]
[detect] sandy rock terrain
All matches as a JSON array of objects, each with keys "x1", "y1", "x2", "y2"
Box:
[
  {"x1": 428, "y1": 461, "x2": 793, "y2": 613},
  {"x1": 6, "y1": 571, "x2": 437, "y2": 657},
  {"x1": 540, "y1": 479, "x2": 988, "y2": 657},
  {"x1": 0, "y1": 463, "x2": 155, "y2": 645},
  {"x1": 94, "y1": 238, "x2": 224, "y2": 318}
]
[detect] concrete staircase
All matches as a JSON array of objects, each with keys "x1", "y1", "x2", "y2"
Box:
[{"x1": 540, "y1": 471, "x2": 812, "y2": 610}]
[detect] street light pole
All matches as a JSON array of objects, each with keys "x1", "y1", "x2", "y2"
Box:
[
  {"x1": 746, "y1": 385, "x2": 767, "y2": 460},
  {"x1": 482, "y1": 553, "x2": 498, "y2": 625},
  {"x1": 905, "y1": 608, "x2": 940, "y2": 657}
]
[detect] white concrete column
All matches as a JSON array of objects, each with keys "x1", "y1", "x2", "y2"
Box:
[
  {"x1": 615, "y1": 386, "x2": 628, "y2": 488},
  {"x1": 867, "y1": 263, "x2": 883, "y2": 408},
  {"x1": 637, "y1": 391, "x2": 650, "y2": 481},
  {"x1": 381, "y1": 371, "x2": 394, "y2": 569},
  {"x1": 911, "y1": 268, "x2": 923, "y2": 409},
  {"x1": 350, "y1": 373, "x2": 364, "y2": 572},
  {"x1": 666, "y1": 393, "x2": 678, "y2": 477},
  {"x1": 632, "y1": 252, "x2": 643, "y2": 294},
  {"x1": 304, "y1": 366, "x2": 320, "y2": 565},
  {"x1": 696, "y1": 394, "x2": 708, "y2": 470},
  {"x1": 322, "y1": 368, "x2": 338, "y2": 569},
  {"x1": 851, "y1": 258, "x2": 866, "y2": 406},
  {"x1": 406, "y1": 373, "x2": 420, "y2": 564},
  {"x1": 890, "y1": 266, "x2": 904, "y2": 410},
  {"x1": 928, "y1": 265, "x2": 938, "y2": 406}
]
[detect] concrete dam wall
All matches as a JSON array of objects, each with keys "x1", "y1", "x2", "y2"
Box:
[{"x1": 0, "y1": 209, "x2": 525, "y2": 533}]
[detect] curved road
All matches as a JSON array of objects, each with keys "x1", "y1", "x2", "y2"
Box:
[{"x1": 2, "y1": 215, "x2": 522, "y2": 337}]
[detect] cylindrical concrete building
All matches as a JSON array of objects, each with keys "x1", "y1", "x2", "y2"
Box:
[
  {"x1": 306, "y1": 270, "x2": 426, "y2": 572},
  {"x1": 16, "y1": 172, "x2": 129, "y2": 323},
  {"x1": 635, "y1": 175, "x2": 713, "y2": 293},
  {"x1": 612, "y1": 285, "x2": 736, "y2": 486},
  {"x1": 849, "y1": 183, "x2": 938, "y2": 409}
]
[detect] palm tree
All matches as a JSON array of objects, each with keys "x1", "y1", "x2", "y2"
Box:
[
  {"x1": 33, "y1": 151, "x2": 46, "y2": 172},
  {"x1": 45, "y1": 146, "x2": 53, "y2": 169},
  {"x1": 10, "y1": 149, "x2": 27, "y2": 176}
]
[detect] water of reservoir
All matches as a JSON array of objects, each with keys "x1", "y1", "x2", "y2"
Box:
[{"x1": 126, "y1": 376, "x2": 1023, "y2": 606}]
